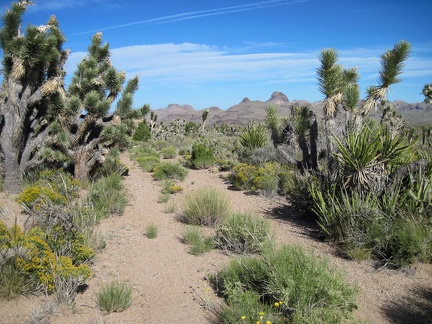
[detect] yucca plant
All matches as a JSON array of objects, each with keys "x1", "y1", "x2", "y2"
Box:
[
  {"x1": 333, "y1": 122, "x2": 413, "y2": 193},
  {"x1": 239, "y1": 121, "x2": 268, "y2": 150}
]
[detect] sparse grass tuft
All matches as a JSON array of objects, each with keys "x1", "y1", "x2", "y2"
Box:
[
  {"x1": 181, "y1": 186, "x2": 230, "y2": 226},
  {"x1": 97, "y1": 280, "x2": 132, "y2": 313},
  {"x1": 182, "y1": 226, "x2": 214, "y2": 255},
  {"x1": 145, "y1": 224, "x2": 158, "y2": 239}
]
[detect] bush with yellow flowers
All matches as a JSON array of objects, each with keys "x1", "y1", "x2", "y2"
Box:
[
  {"x1": 0, "y1": 221, "x2": 92, "y2": 294},
  {"x1": 228, "y1": 162, "x2": 283, "y2": 195}
]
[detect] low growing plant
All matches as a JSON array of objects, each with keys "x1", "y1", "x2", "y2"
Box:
[
  {"x1": 153, "y1": 162, "x2": 188, "y2": 181},
  {"x1": 215, "y1": 212, "x2": 273, "y2": 254},
  {"x1": 97, "y1": 280, "x2": 132, "y2": 313},
  {"x1": 213, "y1": 245, "x2": 358, "y2": 323},
  {"x1": 181, "y1": 186, "x2": 230, "y2": 226},
  {"x1": 161, "y1": 146, "x2": 177, "y2": 159},
  {"x1": 182, "y1": 226, "x2": 214, "y2": 255},
  {"x1": 145, "y1": 224, "x2": 158, "y2": 239}
]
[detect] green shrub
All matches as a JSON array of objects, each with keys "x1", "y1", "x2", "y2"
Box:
[
  {"x1": 181, "y1": 186, "x2": 230, "y2": 226},
  {"x1": 190, "y1": 143, "x2": 214, "y2": 169},
  {"x1": 182, "y1": 226, "x2": 214, "y2": 255},
  {"x1": 145, "y1": 224, "x2": 158, "y2": 239},
  {"x1": 88, "y1": 173, "x2": 128, "y2": 221},
  {"x1": 161, "y1": 146, "x2": 177, "y2": 159},
  {"x1": 215, "y1": 212, "x2": 273, "y2": 254},
  {"x1": 0, "y1": 261, "x2": 33, "y2": 300},
  {"x1": 136, "y1": 156, "x2": 160, "y2": 172},
  {"x1": 153, "y1": 162, "x2": 188, "y2": 181},
  {"x1": 213, "y1": 245, "x2": 358, "y2": 323},
  {"x1": 130, "y1": 145, "x2": 160, "y2": 159},
  {"x1": 133, "y1": 120, "x2": 151, "y2": 142},
  {"x1": 151, "y1": 140, "x2": 171, "y2": 151},
  {"x1": 97, "y1": 280, "x2": 132, "y2": 313}
]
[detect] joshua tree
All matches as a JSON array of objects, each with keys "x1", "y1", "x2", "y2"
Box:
[
  {"x1": 265, "y1": 105, "x2": 281, "y2": 146},
  {"x1": 201, "y1": 109, "x2": 209, "y2": 133},
  {"x1": 316, "y1": 48, "x2": 358, "y2": 169},
  {"x1": 360, "y1": 41, "x2": 411, "y2": 116},
  {"x1": 47, "y1": 32, "x2": 142, "y2": 183},
  {"x1": 0, "y1": 2, "x2": 69, "y2": 193},
  {"x1": 422, "y1": 84, "x2": 432, "y2": 103}
]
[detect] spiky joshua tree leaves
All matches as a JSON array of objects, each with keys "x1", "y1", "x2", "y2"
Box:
[
  {"x1": 316, "y1": 48, "x2": 358, "y2": 170},
  {"x1": 0, "y1": 2, "x2": 68, "y2": 193},
  {"x1": 48, "y1": 32, "x2": 141, "y2": 183},
  {"x1": 361, "y1": 41, "x2": 411, "y2": 116}
]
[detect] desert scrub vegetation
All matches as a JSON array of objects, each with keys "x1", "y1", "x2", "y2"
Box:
[
  {"x1": 87, "y1": 172, "x2": 128, "y2": 221},
  {"x1": 160, "y1": 146, "x2": 177, "y2": 159},
  {"x1": 214, "y1": 212, "x2": 273, "y2": 254},
  {"x1": 212, "y1": 245, "x2": 358, "y2": 323},
  {"x1": 228, "y1": 162, "x2": 288, "y2": 196},
  {"x1": 97, "y1": 280, "x2": 133, "y2": 313},
  {"x1": 145, "y1": 224, "x2": 158, "y2": 239},
  {"x1": 181, "y1": 186, "x2": 230, "y2": 226},
  {"x1": 153, "y1": 161, "x2": 188, "y2": 181},
  {"x1": 189, "y1": 143, "x2": 215, "y2": 169},
  {"x1": 0, "y1": 221, "x2": 92, "y2": 297},
  {"x1": 181, "y1": 226, "x2": 214, "y2": 255}
]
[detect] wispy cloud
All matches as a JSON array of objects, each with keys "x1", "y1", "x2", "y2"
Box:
[
  {"x1": 65, "y1": 41, "x2": 432, "y2": 106},
  {"x1": 25, "y1": 0, "x2": 111, "y2": 11},
  {"x1": 71, "y1": 0, "x2": 311, "y2": 36}
]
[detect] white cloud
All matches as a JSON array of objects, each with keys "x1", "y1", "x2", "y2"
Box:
[{"x1": 65, "y1": 41, "x2": 432, "y2": 106}]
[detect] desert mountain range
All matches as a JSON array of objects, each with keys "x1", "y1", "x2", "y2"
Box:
[{"x1": 153, "y1": 91, "x2": 432, "y2": 127}]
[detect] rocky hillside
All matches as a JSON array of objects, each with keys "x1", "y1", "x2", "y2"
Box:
[{"x1": 153, "y1": 91, "x2": 432, "y2": 127}]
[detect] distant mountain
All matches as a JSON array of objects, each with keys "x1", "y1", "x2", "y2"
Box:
[{"x1": 152, "y1": 92, "x2": 432, "y2": 127}]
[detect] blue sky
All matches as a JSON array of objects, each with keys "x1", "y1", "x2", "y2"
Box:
[{"x1": 2, "y1": 0, "x2": 432, "y2": 110}]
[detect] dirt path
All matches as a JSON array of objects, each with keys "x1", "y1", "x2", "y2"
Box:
[{"x1": 1, "y1": 152, "x2": 431, "y2": 323}]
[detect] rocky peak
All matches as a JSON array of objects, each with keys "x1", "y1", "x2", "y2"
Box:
[
  {"x1": 268, "y1": 91, "x2": 289, "y2": 105},
  {"x1": 241, "y1": 97, "x2": 251, "y2": 103}
]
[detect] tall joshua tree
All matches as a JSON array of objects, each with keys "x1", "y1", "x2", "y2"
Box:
[
  {"x1": 47, "y1": 32, "x2": 141, "y2": 183},
  {"x1": 0, "y1": 1, "x2": 69, "y2": 193},
  {"x1": 316, "y1": 49, "x2": 358, "y2": 169}
]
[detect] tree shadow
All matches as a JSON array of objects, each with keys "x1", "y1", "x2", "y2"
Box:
[
  {"x1": 262, "y1": 203, "x2": 324, "y2": 242},
  {"x1": 381, "y1": 285, "x2": 432, "y2": 324}
]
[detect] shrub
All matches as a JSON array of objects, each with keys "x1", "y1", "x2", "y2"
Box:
[
  {"x1": 161, "y1": 179, "x2": 183, "y2": 194},
  {"x1": 136, "y1": 156, "x2": 160, "y2": 172},
  {"x1": 163, "y1": 202, "x2": 177, "y2": 214},
  {"x1": 190, "y1": 143, "x2": 214, "y2": 169},
  {"x1": 133, "y1": 120, "x2": 151, "y2": 142},
  {"x1": 153, "y1": 162, "x2": 188, "y2": 181},
  {"x1": 181, "y1": 186, "x2": 230, "y2": 226},
  {"x1": 88, "y1": 173, "x2": 128, "y2": 221},
  {"x1": 215, "y1": 212, "x2": 273, "y2": 254},
  {"x1": 161, "y1": 146, "x2": 177, "y2": 159},
  {"x1": 97, "y1": 280, "x2": 132, "y2": 313},
  {"x1": 228, "y1": 162, "x2": 281, "y2": 196},
  {"x1": 182, "y1": 226, "x2": 214, "y2": 255},
  {"x1": 145, "y1": 224, "x2": 158, "y2": 239},
  {"x1": 213, "y1": 245, "x2": 358, "y2": 323},
  {"x1": 0, "y1": 221, "x2": 92, "y2": 294}
]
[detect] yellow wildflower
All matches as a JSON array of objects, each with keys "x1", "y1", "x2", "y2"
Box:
[{"x1": 241, "y1": 316, "x2": 246, "y2": 320}]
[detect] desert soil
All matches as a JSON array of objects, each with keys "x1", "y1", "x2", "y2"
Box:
[{"x1": 1, "y1": 152, "x2": 431, "y2": 324}]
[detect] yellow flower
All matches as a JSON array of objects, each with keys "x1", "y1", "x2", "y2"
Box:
[
  {"x1": 259, "y1": 311, "x2": 265, "y2": 316},
  {"x1": 256, "y1": 322, "x2": 261, "y2": 324},
  {"x1": 274, "y1": 302, "x2": 280, "y2": 307},
  {"x1": 266, "y1": 322, "x2": 272, "y2": 324},
  {"x1": 241, "y1": 316, "x2": 246, "y2": 320}
]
